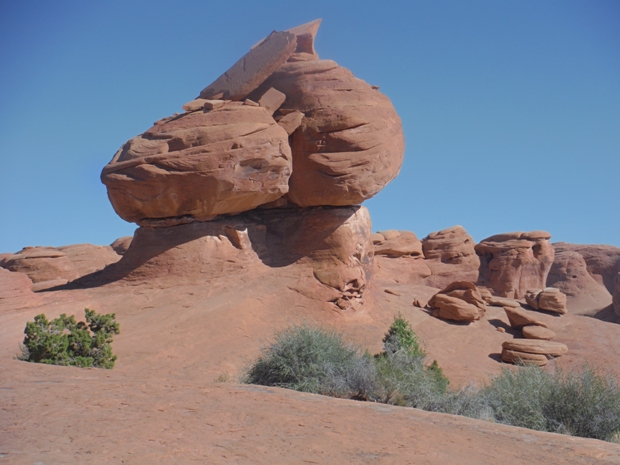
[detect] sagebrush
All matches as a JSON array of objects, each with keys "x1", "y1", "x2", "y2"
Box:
[
  {"x1": 244, "y1": 316, "x2": 620, "y2": 442},
  {"x1": 21, "y1": 308, "x2": 120, "y2": 368}
]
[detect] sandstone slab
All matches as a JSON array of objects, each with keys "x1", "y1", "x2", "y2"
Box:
[
  {"x1": 504, "y1": 306, "x2": 547, "y2": 329},
  {"x1": 501, "y1": 348, "x2": 549, "y2": 366},
  {"x1": 276, "y1": 111, "x2": 304, "y2": 135},
  {"x1": 502, "y1": 339, "x2": 568, "y2": 357},
  {"x1": 258, "y1": 87, "x2": 286, "y2": 115},
  {"x1": 101, "y1": 103, "x2": 292, "y2": 224},
  {"x1": 522, "y1": 325, "x2": 555, "y2": 341},
  {"x1": 476, "y1": 231, "x2": 554, "y2": 299},
  {"x1": 198, "y1": 31, "x2": 297, "y2": 101}
]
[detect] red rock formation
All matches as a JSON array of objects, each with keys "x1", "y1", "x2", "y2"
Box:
[
  {"x1": 1, "y1": 247, "x2": 78, "y2": 284},
  {"x1": 95, "y1": 206, "x2": 372, "y2": 309},
  {"x1": 475, "y1": 231, "x2": 554, "y2": 299},
  {"x1": 547, "y1": 248, "x2": 611, "y2": 314},
  {"x1": 428, "y1": 281, "x2": 486, "y2": 322},
  {"x1": 524, "y1": 288, "x2": 567, "y2": 315},
  {"x1": 614, "y1": 272, "x2": 620, "y2": 317},
  {"x1": 57, "y1": 244, "x2": 120, "y2": 278},
  {"x1": 421, "y1": 226, "x2": 480, "y2": 289},
  {"x1": 101, "y1": 103, "x2": 292, "y2": 224},
  {"x1": 373, "y1": 230, "x2": 423, "y2": 258},
  {"x1": 248, "y1": 59, "x2": 404, "y2": 207},
  {"x1": 0, "y1": 268, "x2": 42, "y2": 310},
  {"x1": 552, "y1": 243, "x2": 620, "y2": 294}
]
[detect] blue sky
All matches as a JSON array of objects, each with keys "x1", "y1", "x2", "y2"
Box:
[{"x1": 1, "y1": 0, "x2": 619, "y2": 252}]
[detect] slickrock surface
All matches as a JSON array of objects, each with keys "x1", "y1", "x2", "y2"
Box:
[
  {"x1": 522, "y1": 325, "x2": 556, "y2": 340},
  {"x1": 476, "y1": 231, "x2": 554, "y2": 299},
  {"x1": 101, "y1": 103, "x2": 292, "y2": 224},
  {"x1": 422, "y1": 226, "x2": 480, "y2": 289},
  {"x1": 0, "y1": 268, "x2": 42, "y2": 310},
  {"x1": 547, "y1": 248, "x2": 612, "y2": 314},
  {"x1": 57, "y1": 244, "x2": 121, "y2": 278},
  {"x1": 248, "y1": 59, "x2": 405, "y2": 207}
]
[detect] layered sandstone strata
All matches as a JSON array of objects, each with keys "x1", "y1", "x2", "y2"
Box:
[{"x1": 476, "y1": 231, "x2": 554, "y2": 299}]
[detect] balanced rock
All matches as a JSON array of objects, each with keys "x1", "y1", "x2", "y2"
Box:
[
  {"x1": 503, "y1": 306, "x2": 547, "y2": 329},
  {"x1": 476, "y1": 231, "x2": 554, "y2": 299},
  {"x1": 373, "y1": 230, "x2": 423, "y2": 258},
  {"x1": 101, "y1": 103, "x2": 292, "y2": 224},
  {"x1": 247, "y1": 58, "x2": 404, "y2": 207},
  {"x1": 525, "y1": 288, "x2": 567, "y2": 315},
  {"x1": 428, "y1": 281, "x2": 486, "y2": 322},
  {"x1": 522, "y1": 325, "x2": 555, "y2": 341},
  {"x1": 421, "y1": 226, "x2": 480, "y2": 289}
]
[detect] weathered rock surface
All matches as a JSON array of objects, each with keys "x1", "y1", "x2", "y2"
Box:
[
  {"x1": 421, "y1": 226, "x2": 480, "y2": 289},
  {"x1": 428, "y1": 282, "x2": 486, "y2": 322},
  {"x1": 522, "y1": 325, "x2": 555, "y2": 340},
  {"x1": 501, "y1": 349, "x2": 549, "y2": 366},
  {"x1": 248, "y1": 59, "x2": 404, "y2": 207},
  {"x1": 198, "y1": 31, "x2": 297, "y2": 101},
  {"x1": 547, "y1": 248, "x2": 611, "y2": 314},
  {"x1": 101, "y1": 103, "x2": 292, "y2": 224},
  {"x1": 615, "y1": 272, "x2": 620, "y2": 317},
  {"x1": 503, "y1": 306, "x2": 547, "y2": 329},
  {"x1": 373, "y1": 230, "x2": 423, "y2": 258},
  {"x1": 0, "y1": 268, "x2": 42, "y2": 310},
  {"x1": 552, "y1": 243, "x2": 620, "y2": 292},
  {"x1": 525, "y1": 288, "x2": 568, "y2": 315},
  {"x1": 476, "y1": 231, "x2": 554, "y2": 299},
  {"x1": 487, "y1": 296, "x2": 521, "y2": 308},
  {"x1": 92, "y1": 206, "x2": 372, "y2": 309},
  {"x1": 57, "y1": 244, "x2": 121, "y2": 278},
  {"x1": 1, "y1": 247, "x2": 78, "y2": 284},
  {"x1": 110, "y1": 236, "x2": 133, "y2": 255},
  {"x1": 502, "y1": 339, "x2": 568, "y2": 357}
]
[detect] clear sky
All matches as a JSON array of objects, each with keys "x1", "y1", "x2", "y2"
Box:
[{"x1": 1, "y1": 0, "x2": 619, "y2": 253}]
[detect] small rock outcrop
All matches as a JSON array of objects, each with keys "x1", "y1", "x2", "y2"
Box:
[
  {"x1": 476, "y1": 231, "x2": 554, "y2": 299},
  {"x1": 503, "y1": 306, "x2": 547, "y2": 329},
  {"x1": 422, "y1": 226, "x2": 480, "y2": 289},
  {"x1": 525, "y1": 288, "x2": 568, "y2": 315},
  {"x1": 1, "y1": 247, "x2": 79, "y2": 285},
  {"x1": 0, "y1": 268, "x2": 42, "y2": 310},
  {"x1": 110, "y1": 236, "x2": 133, "y2": 255},
  {"x1": 373, "y1": 230, "x2": 423, "y2": 258},
  {"x1": 428, "y1": 281, "x2": 486, "y2": 322}
]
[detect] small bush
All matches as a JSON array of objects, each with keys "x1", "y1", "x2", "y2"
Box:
[
  {"x1": 243, "y1": 324, "x2": 376, "y2": 399},
  {"x1": 21, "y1": 309, "x2": 120, "y2": 369}
]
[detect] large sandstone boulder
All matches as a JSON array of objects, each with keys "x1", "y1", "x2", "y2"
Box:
[
  {"x1": 525, "y1": 288, "x2": 567, "y2": 315},
  {"x1": 501, "y1": 339, "x2": 568, "y2": 367},
  {"x1": 421, "y1": 226, "x2": 480, "y2": 289},
  {"x1": 247, "y1": 59, "x2": 404, "y2": 207},
  {"x1": 503, "y1": 306, "x2": 547, "y2": 329},
  {"x1": 428, "y1": 281, "x2": 486, "y2": 322},
  {"x1": 101, "y1": 103, "x2": 292, "y2": 224},
  {"x1": 547, "y1": 248, "x2": 611, "y2": 314},
  {"x1": 475, "y1": 231, "x2": 554, "y2": 299}
]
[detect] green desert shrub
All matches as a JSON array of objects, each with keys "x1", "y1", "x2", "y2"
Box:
[
  {"x1": 21, "y1": 308, "x2": 120, "y2": 369},
  {"x1": 243, "y1": 324, "x2": 376, "y2": 399}
]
